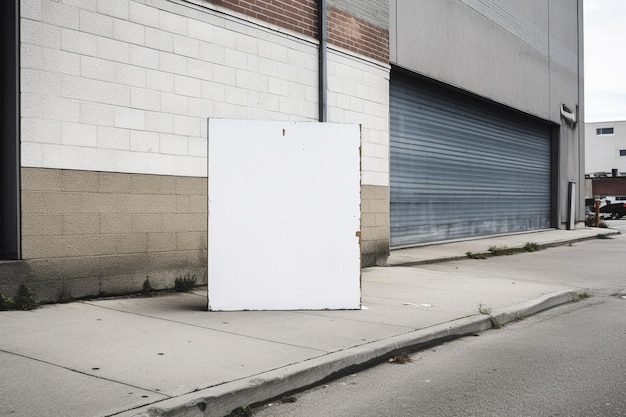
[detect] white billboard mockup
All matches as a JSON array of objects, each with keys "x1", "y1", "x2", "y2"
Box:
[{"x1": 208, "y1": 120, "x2": 361, "y2": 311}]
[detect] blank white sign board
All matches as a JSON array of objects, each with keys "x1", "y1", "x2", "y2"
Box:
[{"x1": 208, "y1": 120, "x2": 361, "y2": 311}]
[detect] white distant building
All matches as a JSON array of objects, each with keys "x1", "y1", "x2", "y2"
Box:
[{"x1": 585, "y1": 120, "x2": 626, "y2": 176}]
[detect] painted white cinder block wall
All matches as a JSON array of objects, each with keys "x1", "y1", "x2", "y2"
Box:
[{"x1": 20, "y1": 0, "x2": 390, "y2": 186}]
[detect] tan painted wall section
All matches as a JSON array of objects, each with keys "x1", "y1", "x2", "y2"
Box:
[
  {"x1": 15, "y1": 168, "x2": 388, "y2": 301},
  {"x1": 21, "y1": 168, "x2": 207, "y2": 260},
  {"x1": 360, "y1": 184, "x2": 390, "y2": 266}
]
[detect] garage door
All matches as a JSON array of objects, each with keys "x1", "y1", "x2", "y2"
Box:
[{"x1": 390, "y1": 72, "x2": 553, "y2": 247}]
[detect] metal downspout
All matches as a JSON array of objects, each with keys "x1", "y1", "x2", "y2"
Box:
[
  {"x1": 318, "y1": 0, "x2": 328, "y2": 122},
  {"x1": 577, "y1": 0, "x2": 584, "y2": 224}
]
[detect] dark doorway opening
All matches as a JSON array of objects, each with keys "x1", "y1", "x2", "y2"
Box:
[{"x1": 1, "y1": 0, "x2": 20, "y2": 260}]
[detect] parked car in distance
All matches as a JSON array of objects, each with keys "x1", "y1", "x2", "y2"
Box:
[
  {"x1": 599, "y1": 202, "x2": 626, "y2": 219},
  {"x1": 585, "y1": 202, "x2": 611, "y2": 221},
  {"x1": 586, "y1": 208, "x2": 607, "y2": 220}
]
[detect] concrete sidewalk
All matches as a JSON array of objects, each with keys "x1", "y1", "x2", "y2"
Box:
[{"x1": 0, "y1": 227, "x2": 617, "y2": 417}]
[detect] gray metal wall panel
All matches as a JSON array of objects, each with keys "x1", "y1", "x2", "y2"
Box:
[{"x1": 390, "y1": 72, "x2": 552, "y2": 247}]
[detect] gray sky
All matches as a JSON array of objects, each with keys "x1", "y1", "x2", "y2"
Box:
[{"x1": 584, "y1": 0, "x2": 626, "y2": 123}]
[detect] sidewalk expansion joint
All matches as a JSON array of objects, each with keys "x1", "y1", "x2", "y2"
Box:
[{"x1": 0, "y1": 348, "x2": 169, "y2": 398}]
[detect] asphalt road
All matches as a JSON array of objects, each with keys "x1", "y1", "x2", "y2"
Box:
[
  {"x1": 252, "y1": 296, "x2": 626, "y2": 417},
  {"x1": 606, "y1": 219, "x2": 626, "y2": 233},
  {"x1": 251, "y1": 230, "x2": 626, "y2": 417}
]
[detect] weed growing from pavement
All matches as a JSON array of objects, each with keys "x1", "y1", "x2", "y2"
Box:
[
  {"x1": 486, "y1": 242, "x2": 542, "y2": 257},
  {"x1": 142, "y1": 278, "x2": 153, "y2": 294},
  {"x1": 16, "y1": 284, "x2": 39, "y2": 310},
  {"x1": 478, "y1": 303, "x2": 492, "y2": 315},
  {"x1": 490, "y1": 320, "x2": 503, "y2": 329},
  {"x1": 467, "y1": 242, "x2": 542, "y2": 260},
  {"x1": 575, "y1": 292, "x2": 590, "y2": 302},
  {"x1": 0, "y1": 294, "x2": 15, "y2": 310},
  {"x1": 175, "y1": 273, "x2": 197, "y2": 292},
  {"x1": 228, "y1": 405, "x2": 253, "y2": 416},
  {"x1": 488, "y1": 245, "x2": 516, "y2": 256},
  {"x1": 0, "y1": 284, "x2": 39, "y2": 311},
  {"x1": 388, "y1": 352, "x2": 412, "y2": 364},
  {"x1": 523, "y1": 242, "x2": 541, "y2": 252}
]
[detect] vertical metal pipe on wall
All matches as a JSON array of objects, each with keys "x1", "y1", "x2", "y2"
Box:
[
  {"x1": 577, "y1": 0, "x2": 584, "y2": 224},
  {"x1": 318, "y1": 0, "x2": 328, "y2": 122}
]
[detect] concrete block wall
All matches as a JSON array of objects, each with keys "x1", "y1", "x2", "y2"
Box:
[
  {"x1": 326, "y1": 52, "x2": 390, "y2": 265},
  {"x1": 20, "y1": 0, "x2": 389, "y2": 177},
  {"x1": 16, "y1": 168, "x2": 207, "y2": 302},
  {"x1": 13, "y1": 0, "x2": 391, "y2": 301},
  {"x1": 360, "y1": 185, "x2": 389, "y2": 266}
]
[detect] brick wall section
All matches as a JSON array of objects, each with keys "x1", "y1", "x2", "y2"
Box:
[
  {"x1": 592, "y1": 177, "x2": 626, "y2": 196},
  {"x1": 207, "y1": 0, "x2": 389, "y2": 63},
  {"x1": 328, "y1": 0, "x2": 388, "y2": 29},
  {"x1": 327, "y1": 6, "x2": 389, "y2": 63},
  {"x1": 209, "y1": 0, "x2": 318, "y2": 38}
]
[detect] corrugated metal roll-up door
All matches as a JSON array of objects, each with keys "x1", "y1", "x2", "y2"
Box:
[{"x1": 390, "y1": 72, "x2": 553, "y2": 247}]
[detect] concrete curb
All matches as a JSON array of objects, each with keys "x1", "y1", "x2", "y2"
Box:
[
  {"x1": 387, "y1": 254, "x2": 471, "y2": 267},
  {"x1": 389, "y1": 231, "x2": 620, "y2": 267},
  {"x1": 117, "y1": 290, "x2": 579, "y2": 417},
  {"x1": 118, "y1": 315, "x2": 492, "y2": 417},
  {"x1": 488, "y1": 290, "x2": 580, "y2": 328},
  {"x1": 536, "y1": 231, "x2": 621, "y2": 250}
]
